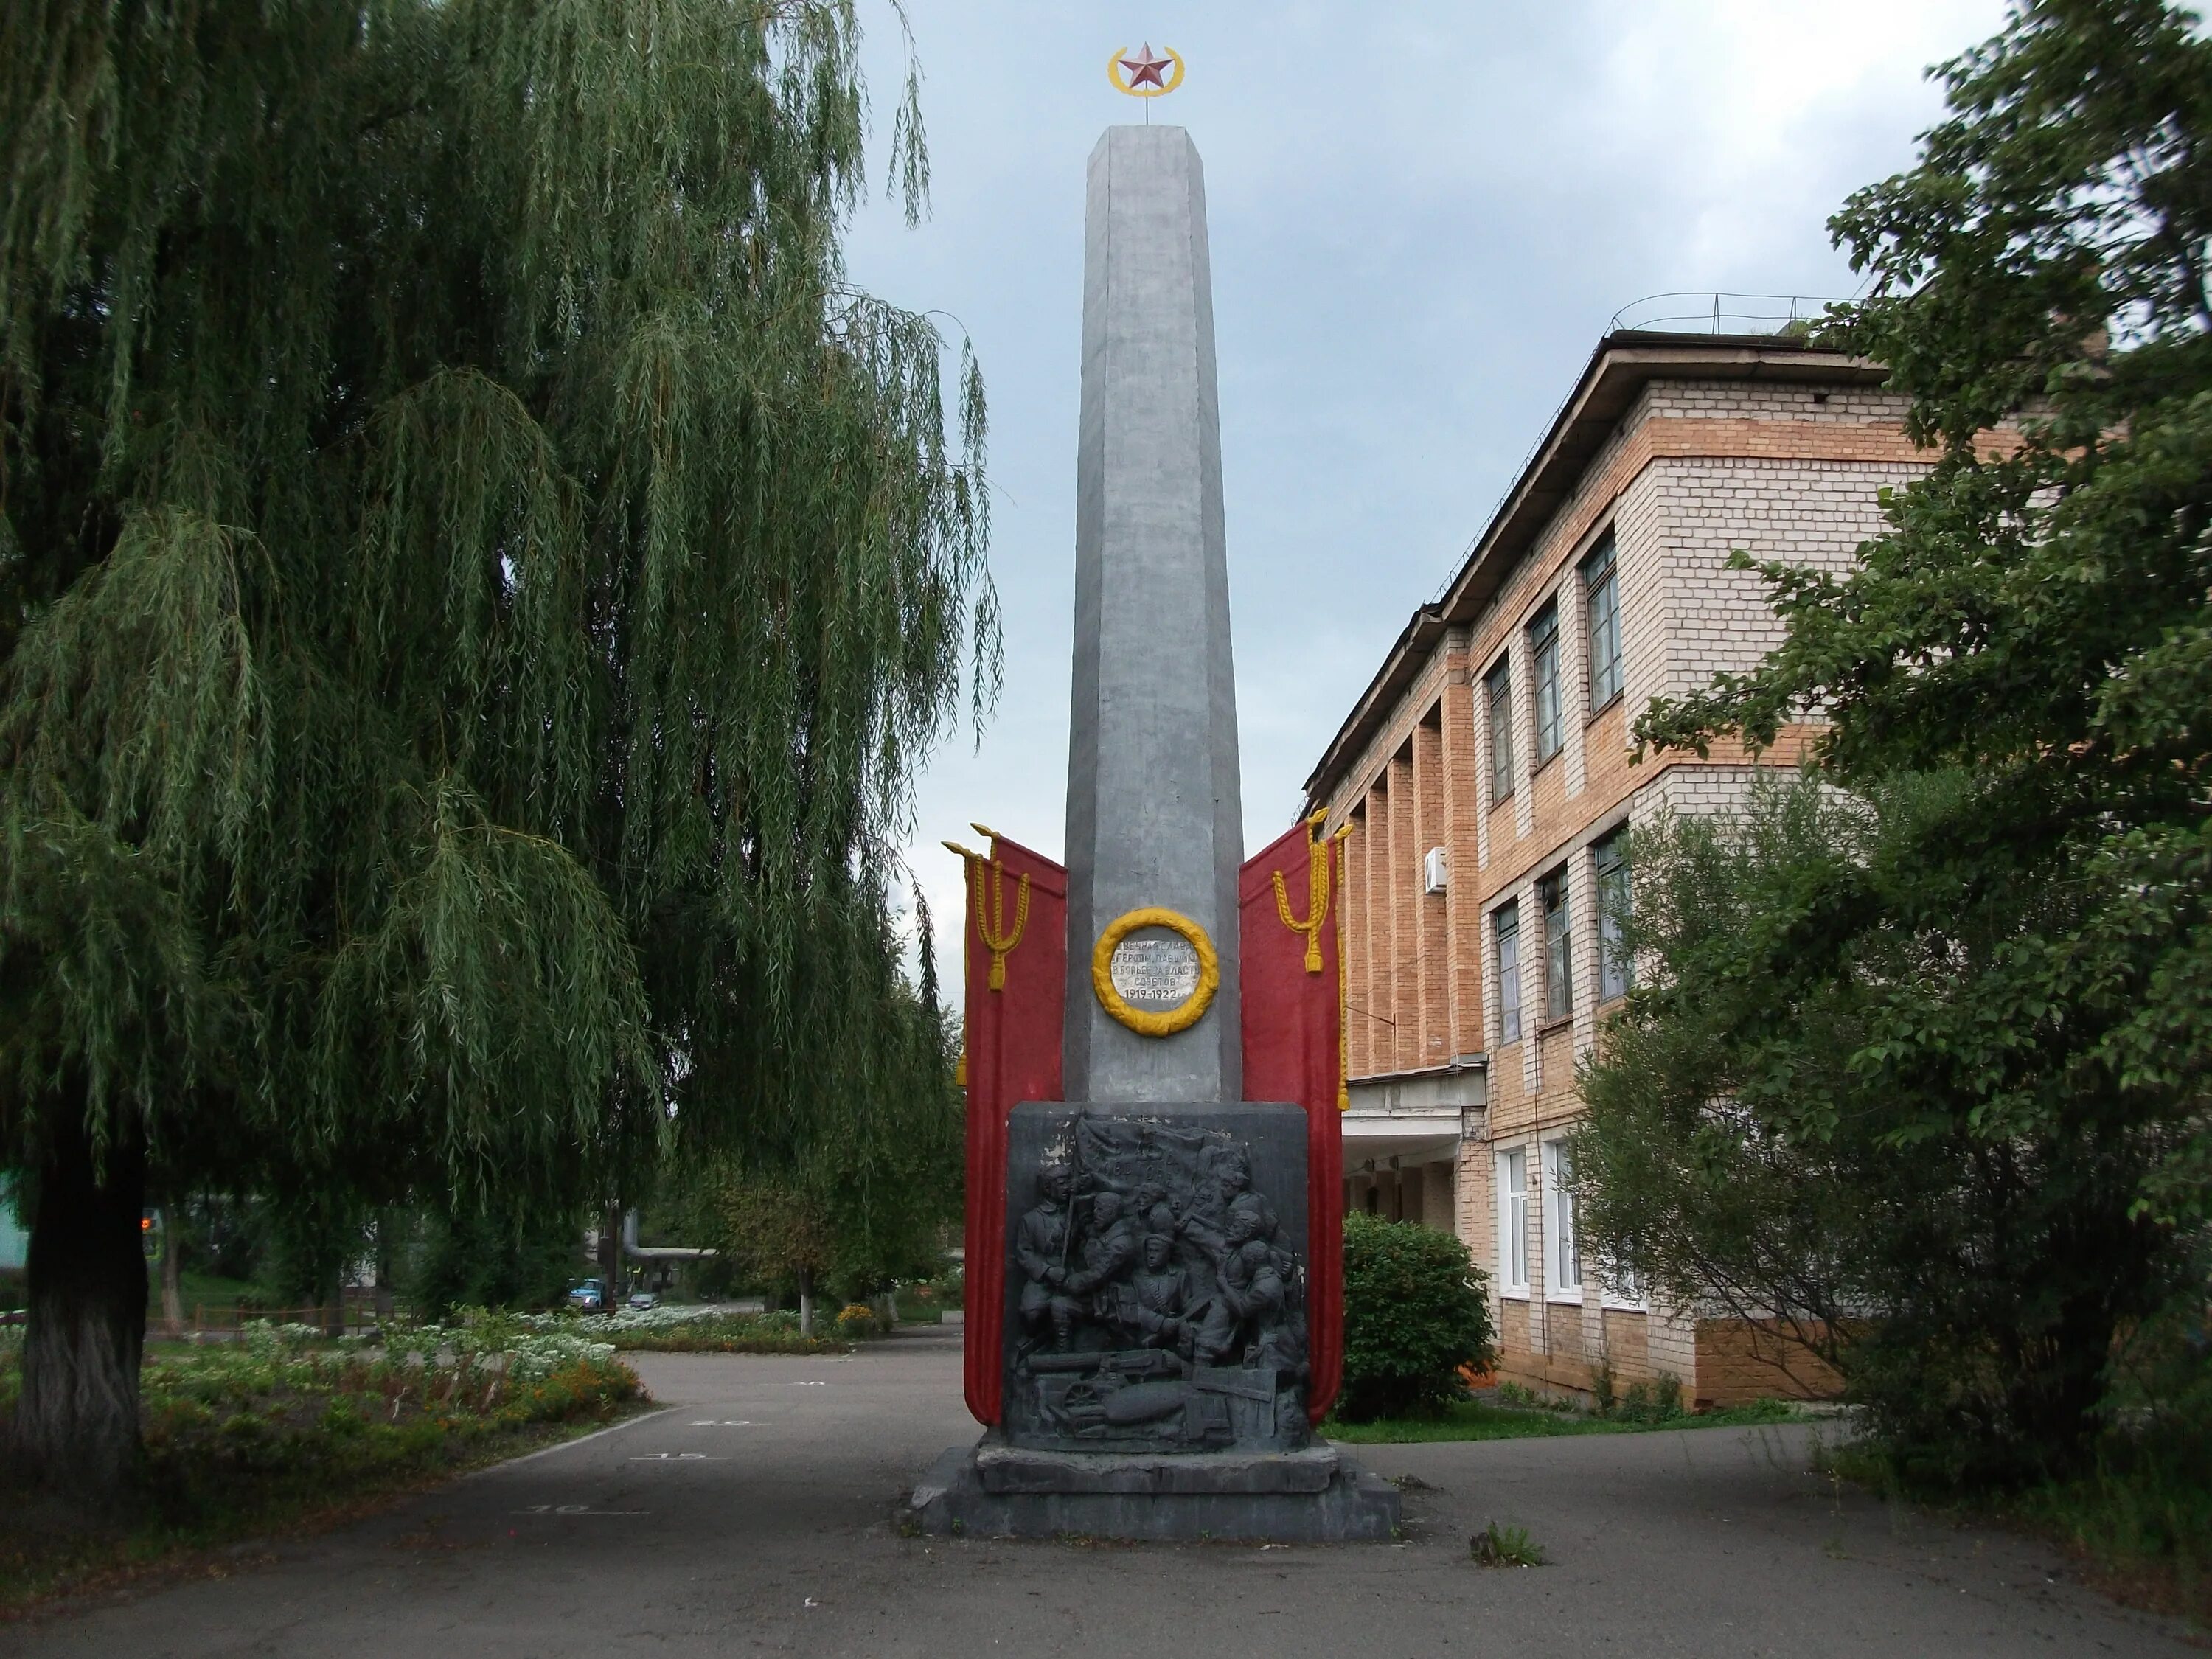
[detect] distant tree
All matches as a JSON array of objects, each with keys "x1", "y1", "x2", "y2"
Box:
[
  {"x1": 1601, "y1": 0, "x2": 2211, "y2": 1485},
  {"x1": 401, "y1": 1195, "x2": 583, "y2": 1321},
  {"x1": 0, "y1": 1, "x2": 992, "y2": 1498},
  {"x1": 675, "y1": 890, "x2": 962, "y2": 1324}
]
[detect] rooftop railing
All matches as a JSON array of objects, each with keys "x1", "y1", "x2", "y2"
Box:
[{"x1": 1607, "y1": 291, "x2": 1848, "y2": 336}]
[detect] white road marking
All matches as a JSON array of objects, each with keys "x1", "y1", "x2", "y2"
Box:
[
  {"x1": 513, "y1": 1503, "x2": 648, "y2": 1516},
  {"x1": 475, "y1": 1405, "x2": 683, "y2": 1471}
]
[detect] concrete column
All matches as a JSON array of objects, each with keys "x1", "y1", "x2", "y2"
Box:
[
  {"x1": 1413, "y1": 713, "x2": 1448, "y2": 1068},
  {"x1": 1063, "y1": 127, "x2": 1242, "y2": 1103},
  {"x1": 1387, "y1": 745, "x2": 1417, "y2": 1072}
]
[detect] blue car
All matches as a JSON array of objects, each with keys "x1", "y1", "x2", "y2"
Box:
[{"x1": 567, "y1": 1279, "x2": 605, "y2": 1312}]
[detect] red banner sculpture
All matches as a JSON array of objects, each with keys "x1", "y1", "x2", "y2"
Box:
[
  {"x1": 952, "y1": 815, "x2": 1343, "y2": 1427},
  {"x1": 950, "y1": 828, "x2": 1066, "y2": 1425},
  {"x1": 1239, "y1": 813, "x2": 1346, "y2": 1424}
]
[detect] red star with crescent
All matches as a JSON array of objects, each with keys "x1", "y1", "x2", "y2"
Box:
[{"x1": 1119, "y1": 44, "x2": 1172, "y2": 90}]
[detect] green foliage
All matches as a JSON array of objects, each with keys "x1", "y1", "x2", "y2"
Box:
[
  {"x1": 1337, "y1": 1212, "x2": 1495, "y2": 1422},
  {"x1": 0, "y1": 1, "x2": 992, "y2": 1478},
  {"x1": 399, "y1": 1196, "x2": 583, "y2": 1320},
  {"x1": 0, "y1": 1320, "x2": 641, "y2": 1611},
  {"x1": 1610, "y1": 0, "x2": 2211, "y2": 1490},
  {"x1": 672, "y1": 918, "x2": 962, "y2": 1295},
  {"x1": 1615, "y1": 1374, "x2": 1684, "y2": 1425},
  {"x1": 1470, "y1": 1521, "x2": 1547, "y2": 1567}
]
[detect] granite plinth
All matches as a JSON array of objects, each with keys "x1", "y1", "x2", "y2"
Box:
[
  {"x1": 909, "y1": 1435, "x2": 1400, "y2": 1542},
  {"x1": 975, "y1": 1433, "x2": 1338, "y2": 1495}
]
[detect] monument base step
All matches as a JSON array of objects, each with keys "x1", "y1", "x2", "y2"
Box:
[{"x1": 908, "y1": 1433, "x2": 1400, "y2": 1542}]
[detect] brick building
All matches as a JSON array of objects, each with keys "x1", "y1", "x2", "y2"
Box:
[{"x1": 1306, "y1": 329, "x2": 1929, "y2": 1406}]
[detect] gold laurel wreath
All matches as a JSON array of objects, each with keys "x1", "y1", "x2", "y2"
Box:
[
  {"x1": 1105, "y1": 46, "x2": 1187, "y2": 98},
  {"x1": 1091, "y1": 906, "x2": 1218, "y2": 1037}
]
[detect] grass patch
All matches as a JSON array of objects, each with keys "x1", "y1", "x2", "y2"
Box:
[
  {"x1": 1470, "y1": 1520, "x2": 1548, "y2": 1566},
  {"x1": 507, "y1": 1307, "x2": 852, "y2": 1355},
  {"x1": 0, "y1": 1320, "x2": 644, "y2": 1616},
  {"x1": 1324, "y1": 1395, "x2": 1802, "y2": 1444}
]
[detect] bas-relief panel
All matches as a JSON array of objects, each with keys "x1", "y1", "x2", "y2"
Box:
[{"x1": 1002, "y1": 1102, "x2": 1310, "y2": 1455}]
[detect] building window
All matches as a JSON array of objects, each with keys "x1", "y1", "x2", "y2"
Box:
[
  {"x1": 1540, "y1": 868, "x2": 1572, "y2": 1022},
  {"x1": 1530, "y1": 604, "x2": 1562, "y2": 764},
  {"x1": 1585, "y1": 534, "x2": 1622, "y2": 709},
  {"x1": 1543, "y1": 1139, "x2": 1581, "y2": 1297},
  {"x1": 1484, "y1": 656, "x2": 1514, "y2": 801},
  {"x1": 1496, "y1": 1147, "x2": 1528, "y2": 1293},
  {"x1": 1595, "y1": 830, "x2": 1631, "y2": 1002},
  {"x1": 1495, "y1": 901, "x2": 1522, "y2": 1043}
]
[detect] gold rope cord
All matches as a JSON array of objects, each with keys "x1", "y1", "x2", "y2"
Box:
[
  {"x1": 1270, "y1": 809, "x2": 1333, "y2": 974},
  {"x1": 973, "y1": 856, "x2": 1030, "y2": 992},
  {"x1": 1335, "y1": 824, "x2": 1352, "y2": 1111}
]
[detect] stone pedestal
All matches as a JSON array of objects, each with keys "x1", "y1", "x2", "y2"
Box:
[
  {"x1": 908, "y1": 1433, "x2": 1400, "y2": 1542},
  {"x1": 911, "y1": 1098, "x2": 1402, "y2": 1541}
]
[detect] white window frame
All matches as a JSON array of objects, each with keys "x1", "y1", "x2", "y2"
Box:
[
  {"x1": 1583, "y1": 534, "x2": 1622, "y2": 710},
  {"x1": 1495, "y1": 1147, "x2": 1529, "y2": 1297},
  {"x1": 1595, "y1": 832, "x2": 1631, "y2": 1003},
  {"x1": 1495, "y1": 901, "x2": 1522, "y2": 1045},
  {"x1": 1540, "y1": 867, "x2": 1572, "y2": 1024},
  {"x1": 1484, "y1": 655, "x2": 1514, "y2": 801},
  {"x1": 1543, "y1": 1138, "x2": 1582, "y2": 1302},
  {"x1": 1530, "y1": 605, "x2": 1562, "y2": 763},
  {"x1": 1599, "y1": 1267, "x2": 1647, "y2": 1312}
]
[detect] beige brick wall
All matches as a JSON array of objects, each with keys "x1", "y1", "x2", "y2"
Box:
[{"x1": 1321, "y1": 367, "x2": 1923, "y2": 1408}]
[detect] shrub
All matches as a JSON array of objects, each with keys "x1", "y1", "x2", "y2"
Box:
[
  {"x1": 1338, "y1": 1213, "x2": 1496, "y2": 1422},
  {"x1": 834, "y1": 1304, "x2": 880, "y2": 1339},
  {"x1": 1618, "y1": 1374, "x2": 1684, "y2": 1424}
]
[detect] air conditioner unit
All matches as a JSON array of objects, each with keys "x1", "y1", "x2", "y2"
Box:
[{"x1": 1422, "y1": 846, "x2": 1447, "y2": 894}]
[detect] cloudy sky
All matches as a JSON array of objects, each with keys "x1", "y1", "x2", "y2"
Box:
[{"x1": 838, "y1": 0, "x2": 2010, "y2": 994}]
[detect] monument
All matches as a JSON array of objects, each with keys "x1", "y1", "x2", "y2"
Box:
[{"x1": 912, "y1": 103, "x2": 1395, "y2": 1541}]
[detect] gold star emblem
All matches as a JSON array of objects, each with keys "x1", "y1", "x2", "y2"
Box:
[{"x1": 1107, "y1": 44, "x2": 1186, "y2": 99}]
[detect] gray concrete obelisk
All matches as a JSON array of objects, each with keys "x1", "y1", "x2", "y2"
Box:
[{"x1": 1063, "y1": 126, "x2": 1244, "y2": 1105}]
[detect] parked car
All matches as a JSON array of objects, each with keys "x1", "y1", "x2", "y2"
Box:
[
  {"x1": 627, "y1": 1291, "x2": 658, "y2": 1311},
  {"x1": 567, "y1": 1279, "x2": 605, "y2": 1312}
]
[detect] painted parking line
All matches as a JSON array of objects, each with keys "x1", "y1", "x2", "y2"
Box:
[
  {"x1": 479, "y1": 1405, "x2": 684, "y2": 1470},
  {"x1": 512, "y1": 1503, "x2": 648, "y2": 1517},
  {"x1": 627, "y1": 1452, "x2": 729, "y2": 1462}
]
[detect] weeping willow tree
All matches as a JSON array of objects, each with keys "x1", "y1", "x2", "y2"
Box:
[
  {"x1": 0, "y1": 0, "x2": 992, "y2": 1497},
  {"x1": 675, "y1": 888, "x2": 963, "y2": 1321}
]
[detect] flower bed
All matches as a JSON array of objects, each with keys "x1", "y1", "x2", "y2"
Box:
[
  {"x1": 0, "y1": 1319, "x2": 645, "y2": 1613},
  {"x1": 506, "y1": 1306, "x2": 851, "y2": 1354}
]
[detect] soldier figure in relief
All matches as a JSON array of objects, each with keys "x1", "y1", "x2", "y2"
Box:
[
  {"x1": 1014, "y1": 1166, "x2": 1078, "y2": 1350},
  {"x1": 1194, "y1": 1193, "x2": 1289, "y2": 1367},
  {"x1": 1063, "y1": 1189, "x2": 1140, "y2": 1322},
  {"x1": 1116, "y1": 1232, "x2": 1193, "y2": 1351}
]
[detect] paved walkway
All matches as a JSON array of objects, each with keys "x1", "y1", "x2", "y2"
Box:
[{"x1": 12, "y1": 1328, "x2": 2194, "y2": 1658}]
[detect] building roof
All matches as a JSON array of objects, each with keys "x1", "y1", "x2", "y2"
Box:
[{"x1": 1302, "y1": 330, "x2": 1890, "y2": 804}]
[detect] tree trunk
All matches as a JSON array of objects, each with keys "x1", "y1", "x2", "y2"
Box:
[
  {"x1": 597, "y1": 1201, "x2": 622, "y2": 1314},
  {"x1": 15, "y1": 1113, "x2": 147, "y2": 1498},
  {"x1": 797, "y1": 1266, "x2": 814, "y2": 1338},
  {"x1": 158, "y1": 1206, "x2": 184, "y2": 1335}
]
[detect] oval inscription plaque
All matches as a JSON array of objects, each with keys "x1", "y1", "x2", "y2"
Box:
[
  {"x1": 1108, "y1": 932, "x2": 1201, "y2": 1006},
  {"x1": 1090, "y1": 906, "x2": 1219, "y2": 1037}
]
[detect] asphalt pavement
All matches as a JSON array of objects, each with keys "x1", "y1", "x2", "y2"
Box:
[{"x1": 7, "y1": 1326, "x2": 2194, "y2": 1658}]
